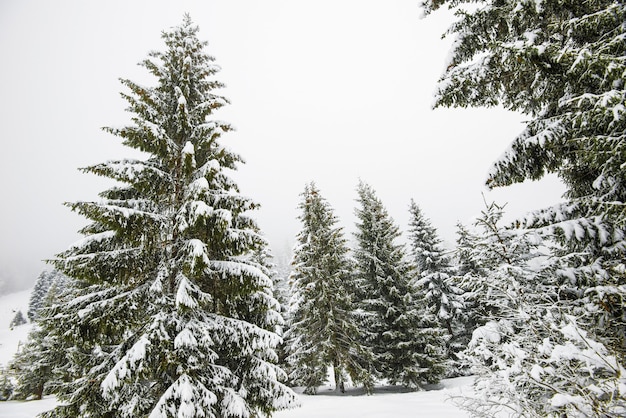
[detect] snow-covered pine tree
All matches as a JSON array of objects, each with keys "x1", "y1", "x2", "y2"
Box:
[
  {"x1": 408, "y1": 200, "x2": 464, "y2": 375},
  {"x1": 453, "y1": 216, "x2": 500, "y2": 361},
  {"x1": 249, "y1": 244, "x2": 292, "y2": 376},
  {"x1": 9, "y1": 311, "x2": 26, "y2": 329},
  {"x1": 12, "y1": 277, "x2": 75, "y2": 401},
  {"x1": 27, "y1": 271, "x2": 54, "y2": 321},
  {"x1": 40, "y1": 16, "x2": 297, "y2": 417},
  {"x1": 27, "y1": 269, "x2": 70, "y2": 321},
  {"x1": 421, "y1": 0, "x2": 626, "y2": 359},
  {"x1": 0, "y1": 368, "x2": 12, "y2": 401},
  {"x1": 454, "y1": 222, "x2": 484, "y2": 279},
  {"x1": 285, "y1": 183, "x2": 371, "y2": 394},
  {"x1": 459, "y1": 201, "x2": 626, "y2": 417},
  {"x1": 457, "y1": 201, "x2": 539, "y2": 334},
  {"x1": 408, "y1": 200, "x2": 460, "y2": 328},
  {"x1": 11, "y1": 324, "x2": 62, "y2": 400},
  {"x1": 271, "y1": 248, "x2": 293, "y2": 313},
  {"x1": 353, "y1": 181, "x2": 442, "y2": 387}
]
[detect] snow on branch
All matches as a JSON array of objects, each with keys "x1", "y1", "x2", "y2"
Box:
[
  {"x1": 148, "y1": 374, "x2": 218, "y2": 418},
  {"x1": 208, "y1": 260, "x2": 272, "y2": 288},
  {"x1": 101, "y1": 335, "x2": 151, "y2": 397},
  {"x1": 68, "y1": 230, "x2": 116, "y2": 250}
]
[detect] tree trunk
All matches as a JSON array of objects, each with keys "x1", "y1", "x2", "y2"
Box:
[{"x1": 333, "y1": 362, "x2": 345, "y2": 393}]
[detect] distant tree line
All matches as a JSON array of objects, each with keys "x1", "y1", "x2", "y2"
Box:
[{"x1": 282, "y1": 181, "x2": 458, "y2": 393}]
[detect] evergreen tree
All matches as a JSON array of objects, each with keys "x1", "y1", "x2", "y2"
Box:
[
  {"x1": 408, "y1": 200, "x2": 459, "y2": 327},
  {"x1": 457, "y1": 202, "x2": 540, "y2": 331},
  {"x1": 459, "y1": 201, "x2": 625, "y2": 417},
  {"x1": 422, "y1": 0, "x2": 626, "y2": 358},
  {"x1": 271, "y1": 248, "x2": 292, "y2": 314},
  {"x1": 12, "y1": 279, "x2": 74, "y2": 401},
  {"x1": 40, "y1": 16, "x2": 296, "y2": 417},
  {"x1": 0, "y1": 368, "x2": 13, "y2": 401},
  {"x1": 28, "y1": 270, "x2": 54, "y2": 321},
  {"x1": 285, "y1": 183, "x2": 370, "y2": 394},
  {"x1": 454, "y1": 222, "x2": 484, "y2": 278},
  {"x1": 11, "y1": 325, "x2": 61, "y2": 400},
  {"x1": 452, "y1": 219, "x2": 496, "y2": 358},
  {"x1": 9, "y1": 311, "x2": 26, "y2": 329},
  {"x1": 407, "y1": 200, "x2": 464, "y2": 374},
  {"x1": 353, "y1": 181, "x2": 442, "y2": 387},
  {"x1": 28, "y1": 269, "x2": 70, "y2": 321},
  {"x1": 252, "y1": 246, "x2": 291, "y2": 377}
]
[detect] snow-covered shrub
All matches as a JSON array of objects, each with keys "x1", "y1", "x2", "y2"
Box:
[{"x1": 456, "y1": 202, "x2": 626, "y2": 417}]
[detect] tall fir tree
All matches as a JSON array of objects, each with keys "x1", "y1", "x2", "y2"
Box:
[
  {"x1": 408, "y1": 200, "x2": 460, "y2": 328},
  {"x1": 353, "y1": 181, "x2": 444, "y2": 387},
  {"x1": 285, "y1": 183, "x2": 370, "y2": 394},
  {"x1": 28, "y1": 270, "x2": 53, "y2": 321},
  {"x1": 408, "y1": 200, "x2": 465, "y2": 375},
  {"x1": 421, "y1": 0, "x2": 626, "y2": 359},
  {"x1": 39, "y1": 16, "x2": 297, "y2": 417}
]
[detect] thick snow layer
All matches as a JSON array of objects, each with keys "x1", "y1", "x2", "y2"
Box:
[
  {"x1": 182, "y1": 140, "x2": 194, "y2": 156},
  {"x1": 0, "y1": 378, "x2": 472, "y2": 418},
  {"x1": 274, "y1": 378, "x2": 472, "y2": 418},
  {"x1": 0, "y1": 396, "x2": 57, "y2": 418},
  {"x1": 471, "y1": 320, "x2": 501, "y2": 345}
]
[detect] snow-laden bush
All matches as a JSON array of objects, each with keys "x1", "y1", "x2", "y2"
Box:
[{"x1": 456, "y1": 202, "x2": 626, "y2": 417}]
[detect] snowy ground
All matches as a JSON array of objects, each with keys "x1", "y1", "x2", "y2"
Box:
[
  {"x1": 0, "y1": 380, "x2": 473, "y2": 418},
  {"x1": 0, "y1": 290, "x2": 472, "y2": 417},
  {"x1": 0, "y1": 289, "x2": 32, "y2": 369},
  {"x1": 274, "y1": 378, "x2": 472, "y2": 418},
  {"x1": 0, "y1": 396, "x2": 57, "y2": 418}
]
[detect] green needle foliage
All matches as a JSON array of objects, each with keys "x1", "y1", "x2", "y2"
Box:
[
  {"x1": 354, "y1": 182, "x2": 444, "y2": 387},
  {"x1": 422, "y1": 0, "x2": 626, "y2": 413},
  {"x1": 285, "y1": 183, "x2": 372, "y2": 394},
  {"x1": 38, "y1": 15, "x2": 297, "y2": 418},
  {"x1": 422, "y1": 0, "x2": 626, "y2": 364}
]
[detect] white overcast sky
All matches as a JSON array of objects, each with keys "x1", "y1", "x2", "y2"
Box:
[{"x1": 0, "y1": 0, "x2": 564, "y2": 291}]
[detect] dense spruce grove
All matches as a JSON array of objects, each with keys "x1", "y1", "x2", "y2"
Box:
[
  {"x1": 353, "y1": 183, "x2": 445, "y2": 387},
  {"x1": 4, "y1": 0, "x2": 625, "y2": 416},
  {"x1": 284, "y1": 183, "x2": 372, "y2": 394}
]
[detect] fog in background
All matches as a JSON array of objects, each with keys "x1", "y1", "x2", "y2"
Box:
[{"x1": 0, "y1": 0, "x2": 564, "y2": 293}]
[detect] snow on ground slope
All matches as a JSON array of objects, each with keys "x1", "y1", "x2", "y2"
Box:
[
  {"x1": 0, "y1": 396, "x2": 57, "y2": 418},
  {"x1": 0, "y1": 289, "x2": 473, "y2": 417},
  {"x1": 0, "y1": 378, "x2": 473, "y2": 418},
  {"x1": 0, "y1": 289, "x2": 33, "y2": 368},
  {"x1": 275, "y1": 378, "x2": 472, "y2": 418}
]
